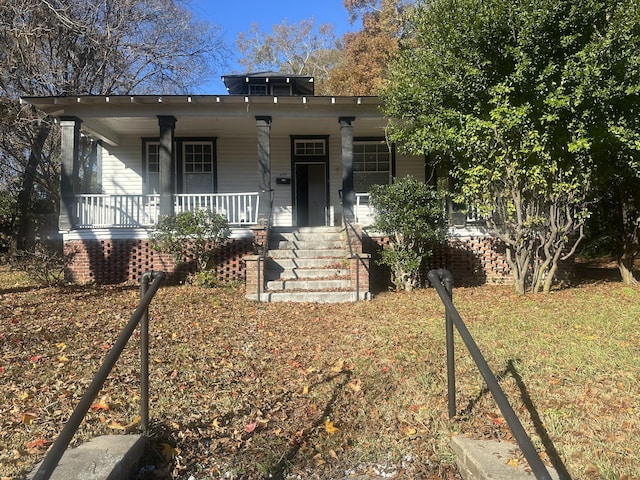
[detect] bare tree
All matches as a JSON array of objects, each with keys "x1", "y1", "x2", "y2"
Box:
[
  {"x1": 0, "y1": 0, "x2": 229, "y2": 249},
  {"x1": 236, "y1": 19, "x2": 342, "y2": 94}
]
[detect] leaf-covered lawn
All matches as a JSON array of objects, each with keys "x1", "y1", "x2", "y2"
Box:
[{"x1": 1, "y1": 268, "x2": 638, "y2": 479}]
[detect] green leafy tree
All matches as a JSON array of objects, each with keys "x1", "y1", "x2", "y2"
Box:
[
  {"x1": 369, "y1": 176, "x2": 447, "y2": 291},
  {"x1": 382, "y1": 0, "x2": 639, "y2": 293},
  {"x1": 150, "y1": 210, "x2": 230, "y2": 274}
]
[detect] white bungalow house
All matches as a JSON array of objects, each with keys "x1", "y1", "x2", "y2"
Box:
[{"x1": 21, "y1": 73, "x2": 509, "y2": 301}]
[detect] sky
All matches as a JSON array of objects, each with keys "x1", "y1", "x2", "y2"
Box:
[{"x1": 187, "y1": 0, "x2": 358, "y2": 94}]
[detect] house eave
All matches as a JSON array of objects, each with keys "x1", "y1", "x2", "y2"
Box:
[{"x1": 20, "y1": 94, "x2": 381, "y2": 116}]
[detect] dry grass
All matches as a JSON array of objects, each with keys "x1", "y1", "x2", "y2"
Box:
[{"x1": 0, "y1": 266, "x2": 638, "y2": 479}]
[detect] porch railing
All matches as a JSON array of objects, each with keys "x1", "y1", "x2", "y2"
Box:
[
  {"x1": 75, "y1": 193, "x2": 260, "y2": 228},
  {"x1": 355, "y1": 193, "x2": 484, "y2": 227},
  {"x1": 354, "y1": 193, "x2": 374, "y2": 226}
]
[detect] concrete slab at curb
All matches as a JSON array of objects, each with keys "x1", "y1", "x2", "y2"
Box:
[
  {"x1": 451, "y1": 436, "x2": 560, "y2": 480},
  {"x1": 28, "y1": 435, "x2": 144, "y2": 480}
]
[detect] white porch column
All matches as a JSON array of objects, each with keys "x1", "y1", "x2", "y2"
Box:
[
  {"x1": 158, "y1": 115, "x2": 176, "y2": 218},
  {"x1": 256, "y1": 115, "x2": 272, "y2": 225},
  {"x1": 59, "y1": 117, "x2": 81, "y2": 231},
  {"x1": 339, "y1": 117, "x2": 356, "y2": 222}
]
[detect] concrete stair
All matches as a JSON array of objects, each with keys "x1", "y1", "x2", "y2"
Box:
[{"x1": 247, "y1": 226, "x2": 370, "y2": 303}]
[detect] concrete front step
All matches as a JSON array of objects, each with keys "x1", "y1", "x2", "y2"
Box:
[
  {"x1": 256, "y1": 226, "x2": 369, "y2": 303},
  {"x1": 28, "y1": 435, "x2": 144, "y2": 480},
  {"x1": 266, "y1": 257, "x2": 348, "y2": 269},
  {"x1": 269, "y1": 239, "x2": 345, "y2": 250},
  {"x1": 270, "y1": 227, "x2": 345, "y2": 243},
  {"x1": 269, "y1": 248, "x2": 348, "y2": 259},
  {"x1": 247, "y1": 290, "x2": 371, "y2": 303},
  {"x1": 265, "y1": 267, "x2": 349, "y2": 280},
  {"x1": 267, "y1": 278, "x2": 351, "y2": 291}
]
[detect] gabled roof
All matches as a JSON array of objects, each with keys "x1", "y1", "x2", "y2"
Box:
[{"x1": 221, "y1": 72, "x2": 314, "y2": 96}]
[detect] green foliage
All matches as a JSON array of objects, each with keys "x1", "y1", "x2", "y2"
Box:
[
  {"x1": 149, "y1": 209, "x2": 230, "y2": 273},
  {"x1": 382, "y1": 0, "x2": 640, "y2": 292},
  {"x1": 369, "y1": 176, "x2": 447, "y2": 290}
]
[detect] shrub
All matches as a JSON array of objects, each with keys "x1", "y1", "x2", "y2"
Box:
[
  {"x1": 369, "y1": 176, "x2": 448, "y2": 291},
  {"x1": 8, "y1": 242, "x2": 70, "y2": 286},
  {"x1": 149, "y1": 209, "x2": 230, "y2": 273}
]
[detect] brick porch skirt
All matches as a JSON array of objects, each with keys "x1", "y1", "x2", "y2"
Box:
[
  {"x1": 364, "y1": 234, "x2": 513, "y2": 291},
  {"x1": 63, "y1": 237, "x2": 254, "y2": 284},
  {"x1": 63, "y1": 232, "x2": 512, "y2": 287}
]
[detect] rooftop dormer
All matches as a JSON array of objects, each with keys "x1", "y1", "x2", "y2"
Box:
[{"x1": 222, "y1": 72, "x2": 314, "y2": 96}]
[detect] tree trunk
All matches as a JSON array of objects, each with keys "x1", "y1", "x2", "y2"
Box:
[
  {"x1": 618, "y1": 255, "x2": 638, "y2": 285},
  {"x1": 16, "y1": 121, "x2": 51, "y2": 251},
  {"x1": 505, "y1": 246, "x2": 529, "y2": 295}
]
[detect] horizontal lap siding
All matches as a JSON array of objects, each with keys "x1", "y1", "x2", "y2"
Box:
[
  {"x1": 270, "y1": 137, "x2": 293, "y2": 226},
  {"x1": 217, "y1": 137, "x2": 258, "y2": 193},
  {"x1": 101, "y1": 137, "x2": 143, "y2": 194},
  {"x1": 395, "y1": 153, "x2": 425, "y2": 182}
]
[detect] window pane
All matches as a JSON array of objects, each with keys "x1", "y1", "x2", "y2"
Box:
[
  {"x1": 295, "y1": 140, "x2": 326, "y2": 156},
  {"x1": 183, "y1": 141, "x2": 214, "y2": 193}
]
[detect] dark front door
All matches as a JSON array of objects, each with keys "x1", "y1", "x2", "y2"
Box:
[
  {"x1": 291, "y1": 137, "x2": 329, "y2": 227},
  {"x1": 295, "y1": 162, "x2": 327, "y2": 227}
]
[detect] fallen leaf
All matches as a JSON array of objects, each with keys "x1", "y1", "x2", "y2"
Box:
[
  {"x1": 108, "y1": 416, "x2": 140, "y2": 432},
  {"x1": 160, "y1": 442, "x2": 177, "y2": 462},
  {"x1": 324, "y1": 418, "x2": 339, "y2": 434},
  {"x1": 348, "y1": 379, "x2": 362, "y2": 393},
  {"x1": 330, "y1": 359, "x2": 345, "y2": 373},
  {"x1": 244, "y1": 421, "x2": 258, "y2": 433},
  {"x1": 401, "y1": 425, "x2": 417, "y2": 437},
  {"x1": 584, "y1": 463, "x2": 600, "y2": 475},
  {"x1": 90, "y1": 399, "x2": 110, "y2": 411},
  {"x1": 506, "y1": 457, "x2": 519, "y2": 468},
  {"x1": 26, "y1": 438, "x2": 47, "y2": 449},
  {"x1": 21, "y1": 412, "x2": 37, "y2": 425}
]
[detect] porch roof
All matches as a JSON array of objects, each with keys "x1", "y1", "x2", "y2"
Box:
[{"x1": 20, "y1": 94, "x2": 384, "y2": 146}]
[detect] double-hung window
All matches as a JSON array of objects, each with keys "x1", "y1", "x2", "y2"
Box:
[
  {"x1": 145, "y1": 142, "x2": 160, "y2": 194},
  {"x1": 144, "y1": 138, "x2": 216, "y2": 194},
  {"x1": 353, "y1": 140, "x2": 391, "y2": 192},
  {"x1": 183, "y1": 141, "x2": 214, "y2": 194}
]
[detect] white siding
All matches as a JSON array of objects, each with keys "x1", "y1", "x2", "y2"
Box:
[
  {"x1": 395, "y1": 152, "x2": 425, "y2": 182},
  {"x1": 270, "y1": 137, "x2": 293, "y2": 226},
  {"x1": 101, "y1": 137, "x2": 143, "y2": 195},
  {"x1": 217, "y1": 137, "x2": 258, "y2": 192}
]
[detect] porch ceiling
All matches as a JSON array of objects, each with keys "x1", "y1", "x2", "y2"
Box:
[{"x1": 21, "y1": 95, "x2": 387, "y2": 146}]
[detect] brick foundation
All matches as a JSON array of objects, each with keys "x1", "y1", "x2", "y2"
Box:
[
  {"x1": 64, "y1": 237, "x2": 254, "y2": 284},
  {"x1": 63, "y1": 229, "x2": 514, "y2": 288},
  {"x1": 364, "y1": 234, "x2": 512, "y2": 291}
]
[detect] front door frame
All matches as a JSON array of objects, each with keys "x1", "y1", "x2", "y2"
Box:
[{"x1": 290, "y1": 136, "x2": 330, "y2": 227}]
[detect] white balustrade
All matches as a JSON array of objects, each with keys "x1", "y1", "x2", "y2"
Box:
[{"x1": 74, "y1": 193, "x2": 259, "y2": 228}]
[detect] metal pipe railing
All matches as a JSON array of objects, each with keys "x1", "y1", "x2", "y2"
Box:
[
  {"x1": 32, "y1": 271, "x2": 166, "y2": 480},
  {"x1": 427, "y1": 269, "x2": 554, "y2": 480}
]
